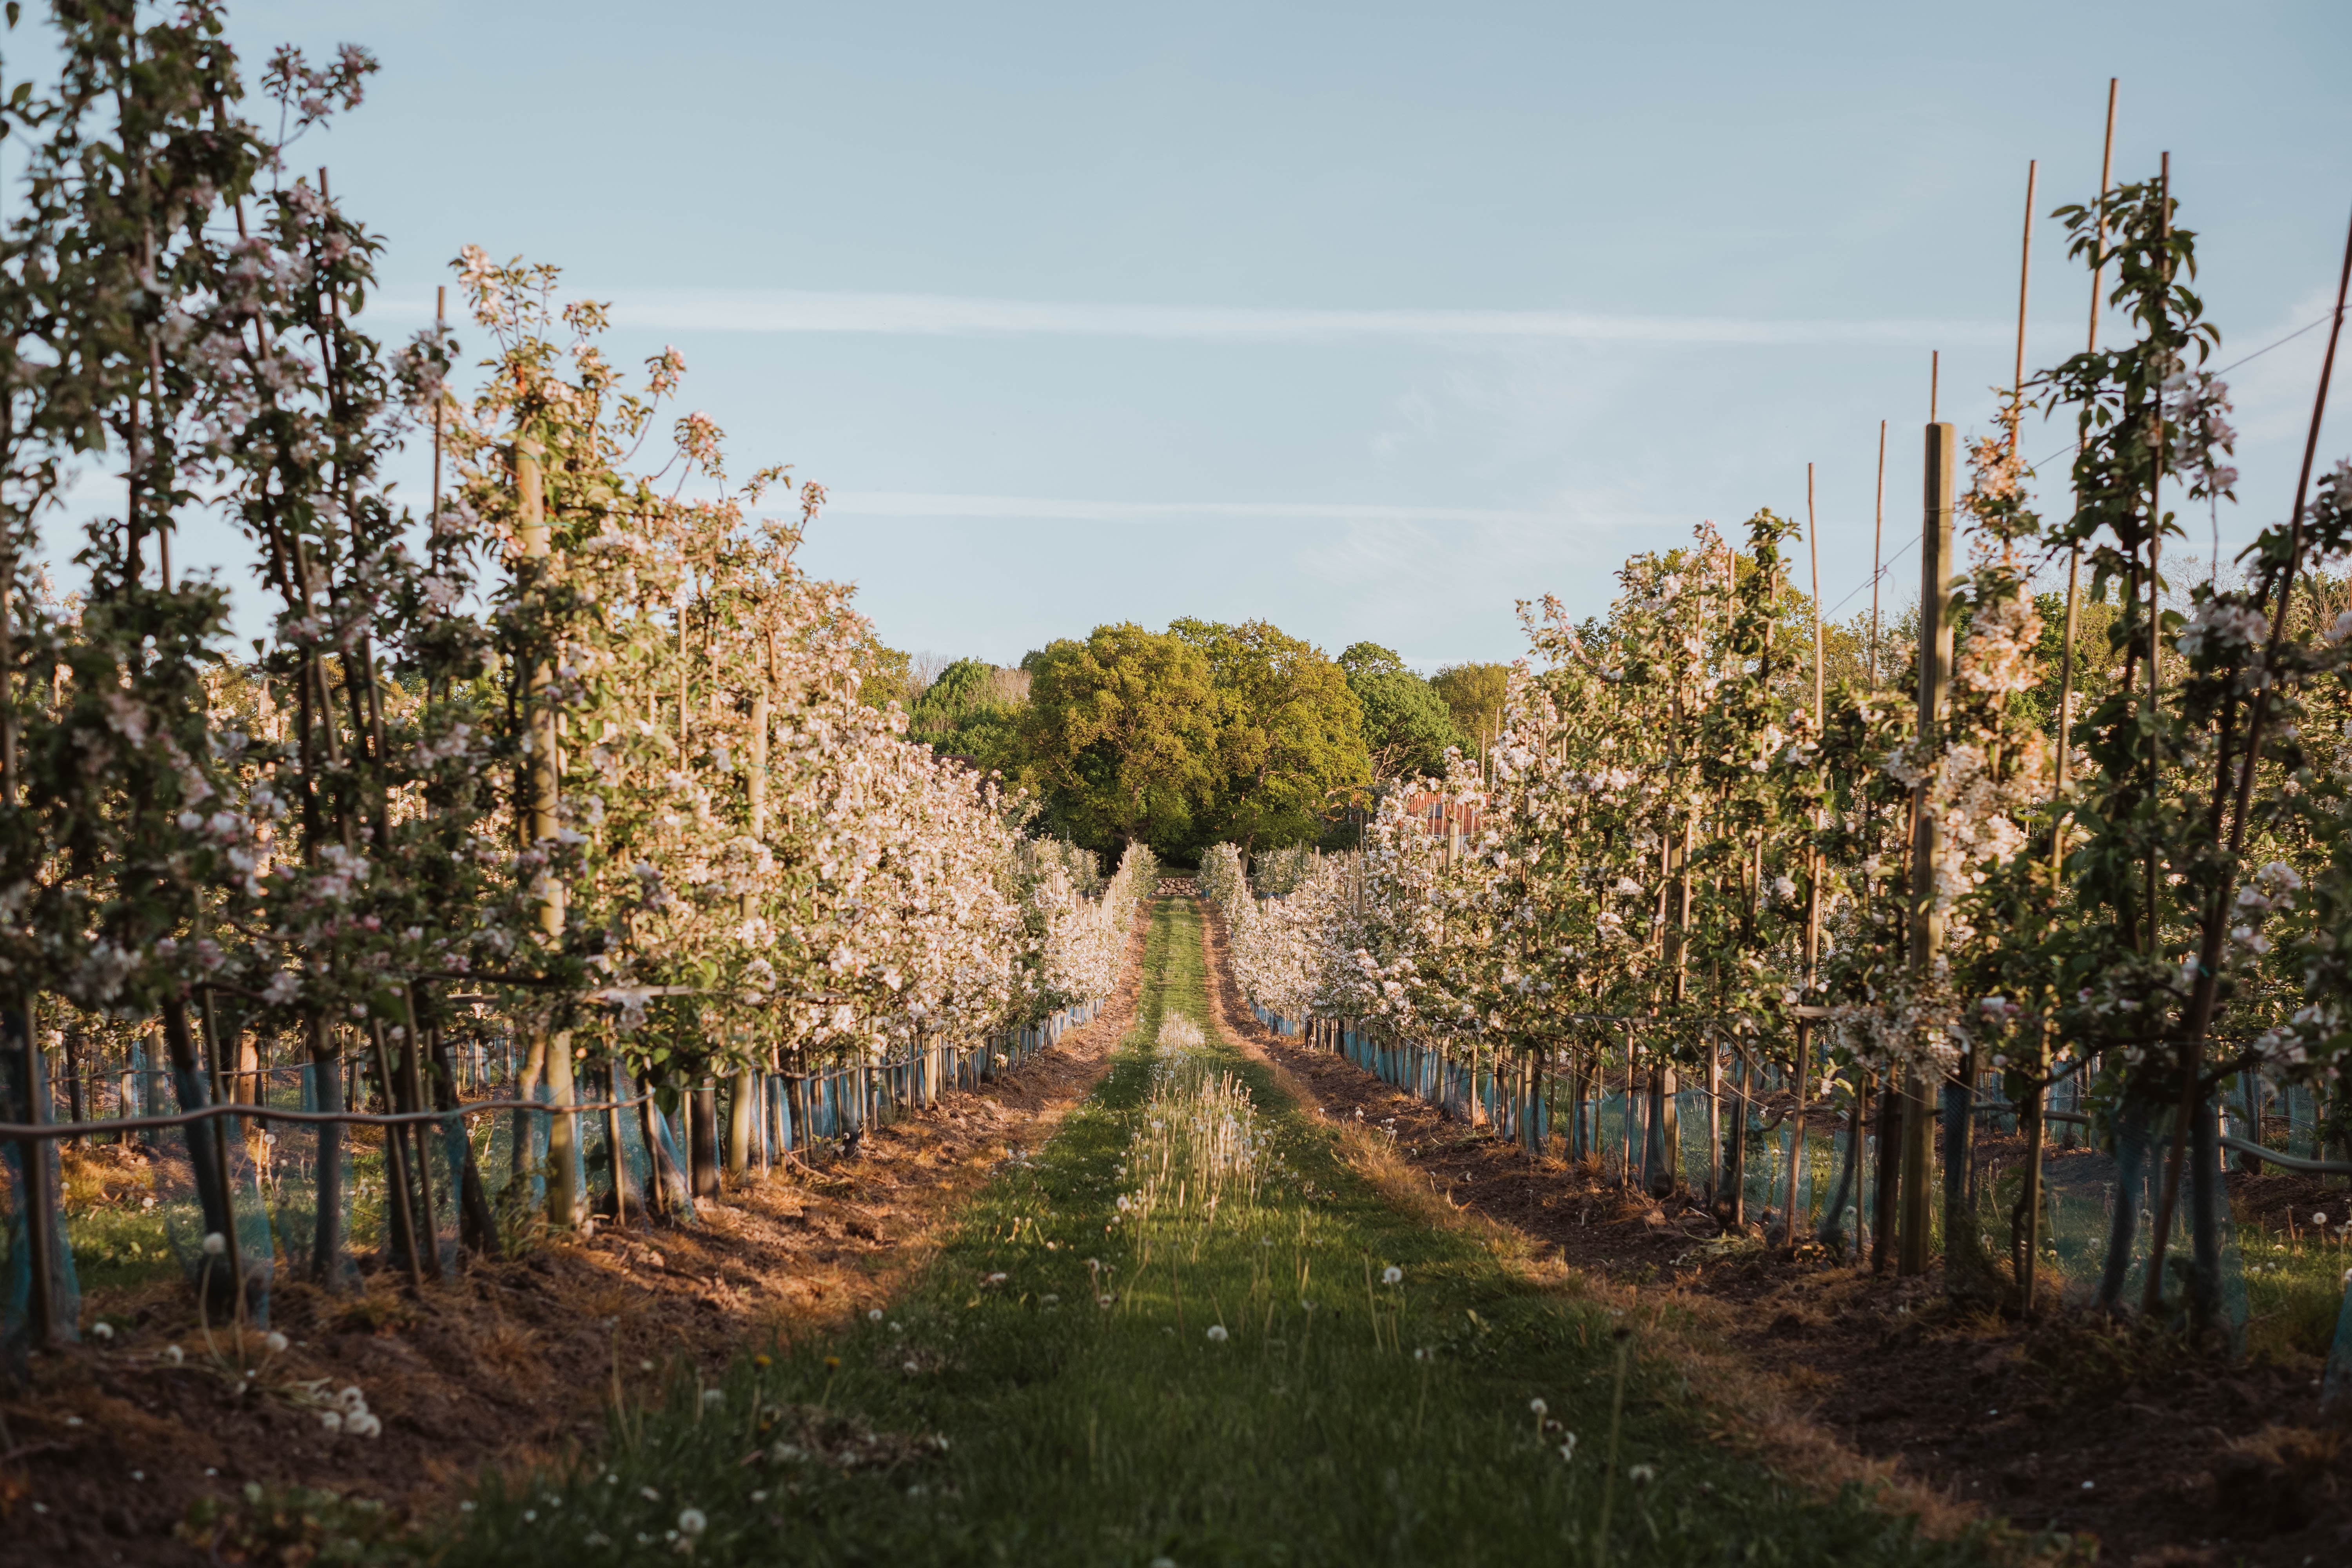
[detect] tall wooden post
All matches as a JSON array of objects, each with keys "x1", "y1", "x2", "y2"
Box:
[
  {"x1": 517, "y1": 436, "x2": 580, "y2": 1229},
  {"x1": 1786, "y1": 463, "x2": 1827, "y2": 1247},
  {"x1": 1900, "y1": 421, "x2": 1957, "y2": 1276},
  {"x1": 727, "y1": 636, "x2": 773, "y2": 1181}
]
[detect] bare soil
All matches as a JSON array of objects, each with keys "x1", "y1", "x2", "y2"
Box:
[
  {"x1": 1201, "y1": 919, "x2": 2352, "y2": 1566},
  {"x1": 0, "y1": 915, "x2": 1147, "y2": 1567}
]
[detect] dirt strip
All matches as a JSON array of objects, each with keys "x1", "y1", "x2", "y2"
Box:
[
  {"x1": 0, "y1": 914, "x2": 1149, "y2": 1568},
  {"x1": 1194, "y1": 897, "x2": 2351, "y2": 1568}
]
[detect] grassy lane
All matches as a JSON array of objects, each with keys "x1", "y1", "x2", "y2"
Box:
[{"x1": 443, "y1": 898, "x2": 1997, "y2": 1567}]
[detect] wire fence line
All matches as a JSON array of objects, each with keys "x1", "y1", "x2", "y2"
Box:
[
  {"x1": 1254, "y1": 1005, "x2": 2350, "y2": 1350},
  {"x1": 2, "y1": 995, "x2": 1111, "y2": 1348}
]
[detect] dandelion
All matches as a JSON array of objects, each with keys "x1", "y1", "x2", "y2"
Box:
[
  {"x1": 263, "y1": 1331, "x2": 289, "y2": 1354},
  {"x1": 163, "y1": 1344, "x2": 184, "y2": 1365},
  {"x1": 90, "y1": 1321, "x2": 114, "y2": 1341},
  {"x1": 677, "y1": 1508, "x2": 707, "y2": 1537},
  {"x1": 868, "y1": 1308, "x2": 884, "y2": 1321},
  {"x1": 1628, "y1": 1463, "x2": 1657, "y2": 1486},
  {"x1": 2315, "y1": 1212, "x2": 2330, "y2": 1227},
  {"x1": 1530, "y1": 1397, "x2": 1548, "y2": 1416},
  {"x1": 701, "y1": 1388, "x2": 725, "y2": 1409},
  {"x1": 1206, "y1": 1324, "x2": 1229, "y2": 1343},
  {"x1": 1559, "y1": 1433, "x2": 1579, "y2": 1463},
  {"x1": 201, "y1": 1232, "x2": 227, "y2": 1256},
  {"x1": 1098, "y1": 1294, "x2": 1115, "y2": 1309},
  {"x1": 1382, "y1": 1266, "x2": 1403, "y2": 1286}
]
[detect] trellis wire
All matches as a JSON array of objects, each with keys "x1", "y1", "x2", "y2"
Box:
[{"x1": 2, "y1": 997, "x2": 1104, "y2": 1348}]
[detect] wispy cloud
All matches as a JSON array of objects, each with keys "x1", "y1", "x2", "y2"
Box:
[
  {"x1": 821, "y1": 491, "x2": 1599, "y2": 526},
  {"x1": 383, "y1": 288, "x2": 2014, "y2": 348}
]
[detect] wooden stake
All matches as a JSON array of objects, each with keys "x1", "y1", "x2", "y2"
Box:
[
  {"x1": 2012, "y1": 160, "x2": 2038, "y2": 457},
  {"x1": 517, "y1": 437, "x2": 580, "y2": 1230},
  {"x1": 1871, "y1": 421, "x2": 1886, "y2": 686},
  {"x1": 1785, "y1": 463, "x2": 1826, "y2": 1247},
  {"x1": 1900, "y1": 422, "x2": 1958, "y2": 1276}
]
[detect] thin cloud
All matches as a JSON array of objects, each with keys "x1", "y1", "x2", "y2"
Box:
[
  {"x1": 378, "y1": 288, "x2": 2016, "y2": 348},
  {"x1": 821, "y1": 491, "x2": 1593, "y2": 526}
]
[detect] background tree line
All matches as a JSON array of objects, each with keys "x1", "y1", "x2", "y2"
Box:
[{"x1": 862, "y1": 622, "x2": 1512, "y2": 864}]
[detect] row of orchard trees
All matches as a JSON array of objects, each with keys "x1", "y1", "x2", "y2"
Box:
[
  {"x1": 0, "y1": 4, "x2": 1148, "y2": 1334},
  {"x1": 1214, "y1": 172, "x2": 2352, "y2": 1328}
]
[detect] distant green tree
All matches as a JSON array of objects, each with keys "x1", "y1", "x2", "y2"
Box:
[
  {"x1": 855, "y1": 642, "x2": 916, "y2": 712},
  {"x1": 1430, "y1": 661, "x2": 1511, "y2": 749},
  {"x1": 1017, "y1": 624, "x2": 1220, "y2": 852},
  {"x1": 1172, "y1": 619, "x2": 1369, "y2": 854},
  {"x1": 911, "y1": 657, "x2": 994, "y2": 737},
  {"x1": 1338, "y1": 641, "x2": 1460, "y2": 781}
]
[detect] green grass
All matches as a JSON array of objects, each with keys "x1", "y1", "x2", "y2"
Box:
[
  {"x1": 2243, "y1": 1228, "x2": 2352, "y2": 1361},
  {"x1": 434, "y1": 897, "x2": 2000, "y2": 1568}
]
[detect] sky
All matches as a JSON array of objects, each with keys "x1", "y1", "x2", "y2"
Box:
[{"x1": 67, "y1": 1, "x2": 2352, "y2": 668}]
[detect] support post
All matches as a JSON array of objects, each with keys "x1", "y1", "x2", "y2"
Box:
[
  {"x1": 1900, "y1": 419, "x2": 1958, "y2": 1276},
  {"x1": 515, "y1": 436, "x2": 580, "y2": 1230}
]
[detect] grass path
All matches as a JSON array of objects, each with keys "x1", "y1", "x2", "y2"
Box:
[{"x1": 443, "y1": 898, "x2": 1996, "y2": 1567}]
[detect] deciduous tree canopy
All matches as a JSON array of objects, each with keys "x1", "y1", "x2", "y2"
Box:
[
  {"x1": 1171, "y1": 619, "x2": 1369, "y2": 855},
  {"x1": 1338, "y1": 641, "x2": 1461, "y2": 782},
  {"x1": 1017, "y1": 624, "x2": 1221, "y2": 850}
]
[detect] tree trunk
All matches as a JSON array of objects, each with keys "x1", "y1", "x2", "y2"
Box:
[
  {"x1": 1872, "y1": 1076, "x2": 1901, "y2": 1273},
  {"x1": 1646, "y1": 1063, "x2": 1678, "y2": 1199},
  {"x1": 2095, "y1": 1100, "x2": 2159, "y2": 1312},
  {"x1": 161, "y1": 997, "x2": 239, "y2": 1305},
  {"x1": 432, "y1": 1026, "x2": 501, "y2": 1257},
  {"x1": 308, "y1": 1014, "x2": 347, "y2": 1289},
  {"x1": 1820, "y1": 1076, "x2": 1864, "y2": 1256},
  {"x1": 727, "y1": 1065, "x2": 755, "y2": 1177},
  {"x1": 2188, "y1": 1095, "x2": 2224, "y2": 1334},
  {"x1": 1724, "y1": 1053, "x2": 1749, "y2": 1228},
  {"x1": 1942, "y1": 1068, "x2": 1998, "y2": 1301},
  {"x1": 62, "y1": 1024, "x2": 85, "y2": 1138},
  {"x1": 690, "y1": 1084, "x2": 723, "y2": 1199}
]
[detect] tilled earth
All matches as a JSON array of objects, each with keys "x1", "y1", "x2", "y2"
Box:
[
  {"x1": 0, "y1": 916, "x2": 1147, "y2": 1567},
  {"x1": 1204, "y1": 934, "x2": 2351, "y2": 1566}
]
